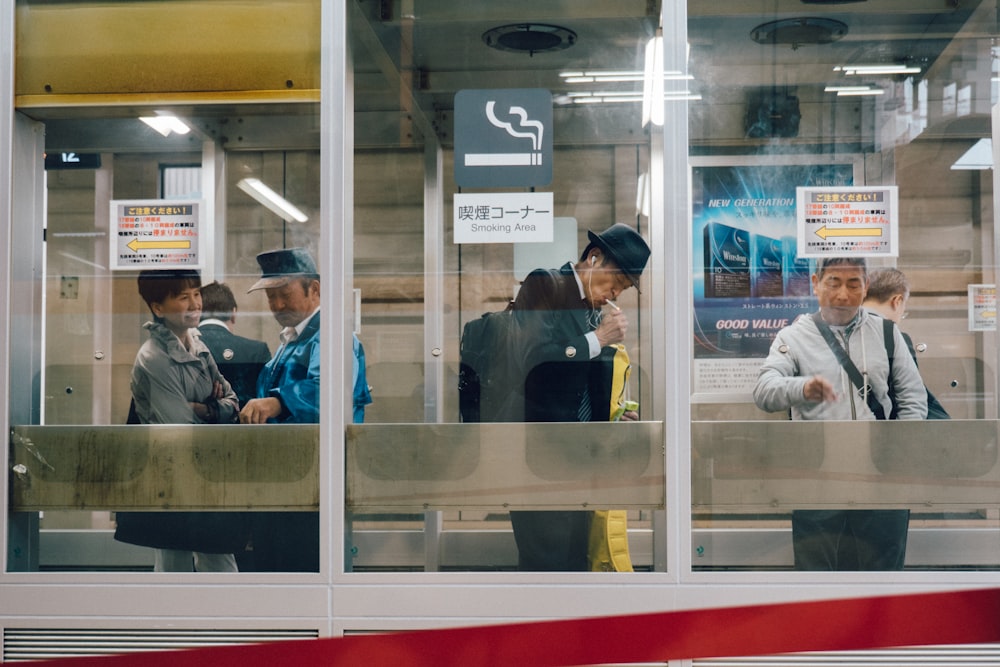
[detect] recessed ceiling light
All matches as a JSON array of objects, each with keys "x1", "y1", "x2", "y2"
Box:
[
  {"x1": 750, "y1": 18, "x2": 848, "y2": 46},
  {"x1": 482, "y1": 24, "x2": 576, "y2": 56}
]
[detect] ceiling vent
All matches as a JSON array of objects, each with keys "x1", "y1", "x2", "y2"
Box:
[
  {"x1": 750, "y1": 17, "x2": 848, "y2": 47},
  {"x1": 482, "y1": 24, "x2": 577, "y2": 56}
]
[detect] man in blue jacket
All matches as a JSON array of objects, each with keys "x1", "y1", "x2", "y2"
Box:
[{"x1": 241, "y1": 247, "x2": 321, "y2": 571}]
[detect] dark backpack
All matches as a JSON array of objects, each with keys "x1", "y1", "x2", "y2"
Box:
[
  {"x1": 458, "y1": 308, "x2": 523, "y2": 422},
  {"x1": 889, "y1": 324, "x2": 950, "y2": 420}
]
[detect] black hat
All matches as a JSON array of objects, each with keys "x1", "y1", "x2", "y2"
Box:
[
  {"x1": 587, "y1": 223, "x2": 651, "y2": 292},
  {"x1": 248, "y1": 248, "x2": 319, "y2": 292}
]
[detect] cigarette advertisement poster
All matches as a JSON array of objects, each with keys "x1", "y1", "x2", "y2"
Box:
[{"x1": 692, "y1": 163, "x2": 854, "y2": 397}]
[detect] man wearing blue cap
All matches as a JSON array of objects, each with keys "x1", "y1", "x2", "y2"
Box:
[
  {"x1": 241, "y1": 247, "x2": 321, "y2": 425},
  {"x1": 241, "y1": 247, "x2": 321, "y2": 571},
  {"x1": 508, "y1": 223, "x2": 651, "y2": 571}
]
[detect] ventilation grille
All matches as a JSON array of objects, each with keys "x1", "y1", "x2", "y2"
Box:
[
  {"x1": 3, "y1": 628, "x2": 318, "y2": 662},
  {"x1": 696, "y1": 644, "x2": 1000, "y2": 666}
]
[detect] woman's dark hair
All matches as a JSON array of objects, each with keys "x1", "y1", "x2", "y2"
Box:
[{"x1": 136, "y1": 269, "x2": 202, "y2": 313}]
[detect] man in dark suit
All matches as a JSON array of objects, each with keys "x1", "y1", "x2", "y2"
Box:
[
  {"x1": 198, "y1": 281, "x2": 272, "y2": 408},
  {"x1": 197, "y1": 281, "x2": 273, "y2": 571},
  {"x1": 508, "y1": 223, "x2": 651, "y2": 570}
]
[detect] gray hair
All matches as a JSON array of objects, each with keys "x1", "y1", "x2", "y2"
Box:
[
  {"x1": 816, "y1": 256, "x2": 867, "y2": 280},
  {"x1": 866, "y1": 267, "x2": 910, "y2": 303}
]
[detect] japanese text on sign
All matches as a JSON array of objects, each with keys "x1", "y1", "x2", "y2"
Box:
[
  {"x1": 454, "y1": 192, "x2": 554, "y2": 244},
  {"x1": 111, "y1": 199, "x2": 202, "y2": 270},
  {"x1": 796, "y1": 186, "x2": 898, "y2": 258},
  {"x1": 969, "y1": 284, "x2": 997, "y2": 332}
]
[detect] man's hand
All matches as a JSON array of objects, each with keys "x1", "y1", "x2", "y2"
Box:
[
  {"x1": 619, "y1": 409, "x2": 639, "y2": 421},
  {"x1": 803, "y1": 375, "x2": 837, "y2": 403},
  {"x1": 239, "y1": 397, "x2": 283, "y2": 424},
  {"x1": 595, "y1": 310, "x2": 628, "y2": 347}
]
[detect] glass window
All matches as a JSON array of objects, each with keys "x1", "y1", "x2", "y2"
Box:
[
  {"x1": 689, "y1": 0, "x2": 1000, "y2": 571},
  {"x1": 345, "y1": 3, "x2": 666, "y2": 572},
  {"x1": 8, "y1": 0, "x2": 321, "y2": 573}
]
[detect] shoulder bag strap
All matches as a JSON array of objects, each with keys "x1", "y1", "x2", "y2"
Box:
[
  {"x1": 810, "y1": 311, "x2": 886, "y2": 420},
  {"x1": 883, "y1": 317, "x2": 899, "y2": 420}
]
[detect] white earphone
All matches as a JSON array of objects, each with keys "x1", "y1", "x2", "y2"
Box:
[{"x1": 590, "y1": 256, "x2": 596, "y2": 266}]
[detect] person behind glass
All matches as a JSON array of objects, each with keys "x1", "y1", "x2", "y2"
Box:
[
  {"x1": 240, "y1": 248, "x2": 320, "y2": 572},
  {"x1": 508, "y1": 223, "x2": 650, "y2": 571},
  {"x1": 862, "y1": 268, "x2": 949, "y2": 420},
  {"x1": 352, "y1": 332, "x2": 373, "y2": 423},
  {"x1": 197, "y1": 281, "x2": 272, "y2": 408},
  {"x1": 753, "y1": 257, "x2": 927, "y2": 571},
  {"x1": 126, "y1": 269, "x2": 241, "y2": 572}
]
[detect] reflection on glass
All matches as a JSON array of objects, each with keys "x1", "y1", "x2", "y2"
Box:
[
  {"x1": 689, "y1": 0, "x2": 1000, "y2": 571},
  {"x1": 10, "y1": 0, "x2": 324, "y2": 574},
  {"x1": 348, "y1": 2, "x2": 664, "y2": 572}
]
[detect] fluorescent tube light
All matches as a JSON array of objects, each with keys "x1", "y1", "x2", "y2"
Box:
[
  {"x1": 139, "y1": 114, "x2": 191, "y2": 137},
  {"x1": 237, "y1": 178, "x2": 309, "y2": 223},
  {"x1": 562, "y1": 70, "x2": 691, "y2": 84},
  {"x1": 636, "y1": 171, "x2": 651, "y2": 218},
  {"x1": 951, "y1": 138, "x2": 993, "y2": 170},
  {"x1": 569, "y1": 91, "x2": 698, "y2": 105},
  {"x1": 837, "y1": 89, "x2": 884, "y2": 96},
  {"x1": 834, "y1": 64, "x2": 921, "y2": 76},
  {"x1": 642, "y1": 34, "x2": 664, "y2": 127}
]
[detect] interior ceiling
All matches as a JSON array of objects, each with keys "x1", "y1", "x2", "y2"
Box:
[
  {"x1": 352, "y1": 0, "x2": 991, "y2": 148},
  {"x1": 33, "y1": 0, "x2": 994, "y2": 153}
]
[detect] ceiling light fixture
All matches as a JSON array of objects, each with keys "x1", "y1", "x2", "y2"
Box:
[
  {"x1": 834, "y1": 64, "x2": 921, "y2": 76},
  {"x1": 567, "y1": 91, "x2": 700, "y2": 105},
  {"x1": 750, "y1": 17, "x2": 848, "y2": 46},
  {"x1": 139, "y1": 113, "x2": 191, "y2": 137},
  {"x1": 236, "y1": 178, "x2": 309, "y2": 223},
  {"x1": 642, "y1": 33, "x2": 665, "y2": 127},
  {"x1": 482, "y1": 23, "x2": 576, "y2": 56},
  {"x1": 560, "y1": 70, "x2": 692, "y2": 84},
  {"x1": 951, "y1": 138, "x2": 993, "y2": 170},
  {"x1": 836, "y1": 88, "x2": 884, "y2": 96}
]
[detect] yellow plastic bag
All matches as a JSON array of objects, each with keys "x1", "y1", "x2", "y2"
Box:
[
  {"x1": 588, "y1": 510, "x2": 634, "y2": 572},
  {"x1": 606, "y1": 343, "x2": 632, "y2": 421},
  {"x1": 588, "y1": 344, "x2": 635, "y2": 572}
]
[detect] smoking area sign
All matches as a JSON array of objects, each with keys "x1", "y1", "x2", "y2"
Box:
[
  {"x1": 454, "y1": 88, "x2": 553, "y2": 188},
  {"x1": 111, "y1": 199, "x2": 202, "y2": 270},
  {"x1": 796, "y1": 186, "x2": 898, "y2": 258},
  {"x1": 454, "y1": 192, "x2": 553, "y2": 244}
]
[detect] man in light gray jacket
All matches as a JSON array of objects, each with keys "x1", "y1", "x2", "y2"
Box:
[{"x1": 754, "y1": 257, "x2": 927, "y2": 570}]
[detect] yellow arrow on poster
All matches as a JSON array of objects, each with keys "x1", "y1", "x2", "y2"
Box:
[
  {"x1": 127, "y1": 238, "x2": 191, "y2": 252},
  {"x1": 814, "y1": 225, "x2": 883, "y2": 240}
]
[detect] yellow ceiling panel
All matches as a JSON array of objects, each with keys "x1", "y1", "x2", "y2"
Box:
[{"x1": 15, "y1": 0, "x2": 320, "y2": 105}]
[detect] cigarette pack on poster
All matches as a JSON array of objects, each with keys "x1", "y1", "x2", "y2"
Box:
[
  {"x1": 703, "y1": 222, "x2": 751, "y2": 299},
  {"x1": 751, "y1": 234, "x2": 783, "y2": 298}
]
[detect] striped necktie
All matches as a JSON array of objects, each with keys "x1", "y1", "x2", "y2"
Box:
[{"x1": 578, "y1": 390, "x2": 592, "y2": 422}]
